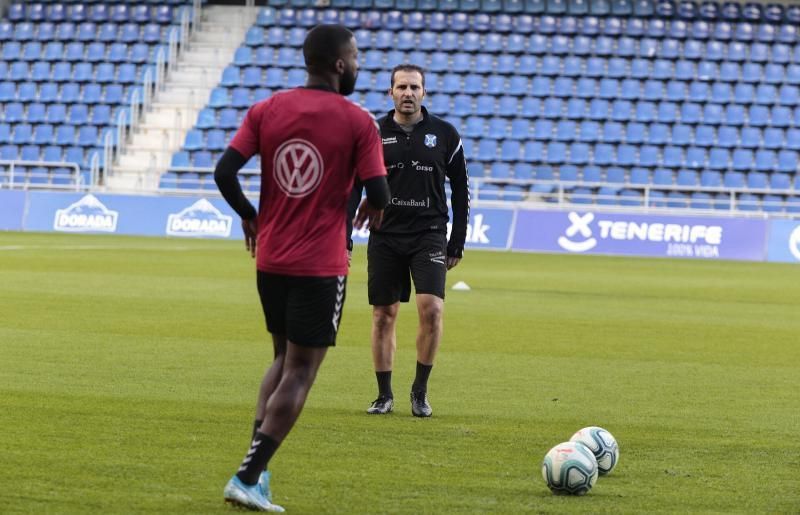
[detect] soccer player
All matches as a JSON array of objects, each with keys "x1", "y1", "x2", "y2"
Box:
[
  {"x1": 347, "y1": 64, "x2": 470, "y2": 417},
  {"x1": 214, "y1": 24, "x2": 390, "y2": 511}
]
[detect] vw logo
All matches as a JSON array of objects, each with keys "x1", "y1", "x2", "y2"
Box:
[{"x1": 273, "y1": 139, "x2": 324, "y2": 198}]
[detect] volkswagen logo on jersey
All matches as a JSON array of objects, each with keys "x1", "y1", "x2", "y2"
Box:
[
  {"x1": 274, "y1": 138, "x2": 324, "y2": 198},
  {"x1": 424, "y1": 134, "x2": 437, "y2": 148}
]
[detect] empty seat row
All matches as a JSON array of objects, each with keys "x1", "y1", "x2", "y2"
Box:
[
  {"x1": 0, "y1": 22, "x2": 172, "y2": 43},
  {"x1": 254, "y1": 5, "x2": 800, "y2": 32},
  {"x1": 497, "y1": 119, "x2": 800, "y2": 147},
  {"x1": 0, "y1": 82, "x2": 140, "y2": 104},
  {"x1": 170, "y1": 150, "x2": 237, "y2": 169},
  {"x1": 1, "y1": 42, "x2": 164, "y2": 63},
  {"x1": 0, "y1": 62, "x2": 151, "y2": 84},
  {"x1": 194, "y1": 108, "x2": 246, "y2": 130},
  {"x1": 218, "y1": 67, "x2": 306, "y2": 91},
  {"x1": 0, "y1": 103, "x2": 126, "y2": 125},
  {"x1": 0, "y1": 143, "x2": 102, "y2": 166},
  {"x1": 0, "y1": 166, "x2": 78, "y2": 187},
  {"x1": 0, "y1": 123, "x2": 112, "y2": 146},
  {"x1": 464, "y1": 139, "x2": 800, "y2": 171},
  {"x1": 478, "y1": 162, "x2": 800, "y2": 189},
  {"x1": 340, "y1": 29, "x2": 800, "y2": 56},
  {"x1": 5, "y1": 4, "x2": 180, "y2": 25},
  {"x1": 460, "y1": 117, "x2": 800, "y2": 147},
  {"x1": 182, "y1": 129, "x2": 235, "y2": 152},
  {"x1": 524, "y1": 34, "x2": 800, "y2": 60},
  {"x1": 425, "y1": 96, "x2": 800, "y2": 125}
]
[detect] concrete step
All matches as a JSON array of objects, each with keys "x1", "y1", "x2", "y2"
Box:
[
  {"x1": 193, "y1": 30, "x2": 248, "y2": 45},
  {"x1": 153, "y1": 89, "x2": 210, "y2": 107},
  {"x1": 167, "y1": 68, "x2": 223, "y2": 88},
  {"x1": 118, "y1": 150, "x2": 168, "y2": 170},
  {"x1": 104, "y1": 172, "x2": 155, "y2": 192},
  {"x1": 143, "y1": 108, "x2": 197, "y2": 130}
]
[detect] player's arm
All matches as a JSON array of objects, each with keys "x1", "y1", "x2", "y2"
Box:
[
  {"x1": 214, "y1": 147, "x2": 258, "y2": 257},
  {"x1": 353, "y1": 176, "x2": 390, "y2": 231},
  {"x1": 445, "y1": 136, "x2": 470, "y2": 269},
  {"x1": 352, "y1": 113, "x2": 390, "y2": 232}
]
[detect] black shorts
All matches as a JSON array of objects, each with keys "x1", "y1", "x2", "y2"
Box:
[
  {"x1": 257, "y1": 271, "x2": 347, "y2": 347},
  {"x1": 367, "y1": 231, "x2": 447, "y2": 305}
]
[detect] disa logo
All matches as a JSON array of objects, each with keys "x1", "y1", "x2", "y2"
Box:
[
  {"x1": 53, "y1": 194, "x2": 118, "y2": 232},
  {"x1": 167, "y1": 199, "x2": 232, "y2": 238}
]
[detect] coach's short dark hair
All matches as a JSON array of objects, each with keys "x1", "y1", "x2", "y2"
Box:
[
  {"x1": 303, "y1": 24, "x2": 354, "y2": 75},
  {"x1": 390, "y1": 64, "x2": 426, "y2": 88}
]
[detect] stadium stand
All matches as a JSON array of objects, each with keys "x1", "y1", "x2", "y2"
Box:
[
  {"x1": 0, "y1": 1, "x2": 195, "y2": 189},
  {"x1": 160, "y1": 0, "x2": 800, "y2": 213},
  {"x1": 2, "y1": 0, "x2": 798, "y2": 214}
]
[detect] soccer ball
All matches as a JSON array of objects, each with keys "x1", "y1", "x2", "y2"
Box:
[
  {"x1": 541, "y1": 441, "x2": 599, "y2": 495},
  {"x1": 570, "y1": 426, "x2": 619, "y2": 475}
]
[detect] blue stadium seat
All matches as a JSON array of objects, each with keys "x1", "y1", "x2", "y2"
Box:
[
  {"x1": 692, "y1": 125, "x2": 714, "y2": 147},
  {"x1": 648, "y1": 123, "x2": 672, "y2": 145},
  {"x1": 697, "y1": 170, "x2": 720, "y2": 188},
  {"x1": 555, "y1": 120, "x2": 576, "y2": 142},
  {"x1": 770, "y1": 173, "x2": 791, "y2": 190},
  {"x1": 710, "y1": 134, "x2": 736, "y2": 156},
  {"x1": 777, "y1": 151, "x2": 799, "y2": 173},
  {"x1": 709, "y1": 61, "x2": 737, "y2": 83}
]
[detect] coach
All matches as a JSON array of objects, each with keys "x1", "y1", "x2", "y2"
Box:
[{"x1": 349, "y1": 63, "x2": 470, "y2": 417}]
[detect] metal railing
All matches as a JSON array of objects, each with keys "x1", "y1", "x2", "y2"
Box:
[{"x1": 0, "y1": 160, "x2": 84, "y2": 191}]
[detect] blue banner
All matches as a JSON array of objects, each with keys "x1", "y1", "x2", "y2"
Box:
[
  {"x1": 0, "y1": 190, "x2": 25, "y2": 231},
  {"x1": 766, "y1": 220, "x2": 800, "y2": 263},
  {"x1": 6, "y1": 191, "x2": 789, "y2": 264},
  {"x1": 24, "y1": 192, "x2": 244, "y2": 239},
  {"x1": 511, "y1": 209, "x2": 768, "y2": 261},
  {"x1": 350, "y1": 207, "x2": 514, "y2": 251}
]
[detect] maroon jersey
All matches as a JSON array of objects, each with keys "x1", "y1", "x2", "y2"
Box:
[{"x1": 229, "y1": 88, "x2": 385, "y2": 276}]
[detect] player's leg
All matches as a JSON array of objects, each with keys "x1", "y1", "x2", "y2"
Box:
[
  {"x1": 256, "y1": 273, "x2": 343, "y2": 442},
  {"x1": 408, "y1": 233, "x2": 448, "y2": 417},
  {"x1": 252, "y1": 272, "x2": 289, "y2": 435},
  {"x1": 253, "y1": 334, "x2": 287, "y2": 437},
  {"x1": 259, "y1": 343, "x2": 328, "y2": 440},
  {"x1": 227, "y1": 275, "x2": 342, "y2": 510},
  {"x1": 414, "y1": 293, "x2": 444, "y2": 367},
  {"x1": 368, "y1": 302, "x2": 399, "y2": 414},
  {"x1": 224, "y1": 273, "x2": 289, "y2": 512},
  {"x1": 227, "y1": 342, "x2": 326, "y2": 513},
  {"x1": 366, "y1": 233, "x2": 411, "y2": 414}
]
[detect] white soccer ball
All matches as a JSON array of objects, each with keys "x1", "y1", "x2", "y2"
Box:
[
  {"x1": 541, "y1": 441, "x2": 599, "y2": 495},
  {"x1": 570, "y1": 426, "x2": 619, "y2": 475}
]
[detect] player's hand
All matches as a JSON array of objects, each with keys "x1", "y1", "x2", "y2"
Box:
[
  {"x1": 242, "y1": 217, "x2": 258, "y2": 258},
  {"x1": 446, "y1": 256, "x2": 461, "y2": 270},
  {"x1": 353, "y1": 198, "x2": 384, "y2": 231}
]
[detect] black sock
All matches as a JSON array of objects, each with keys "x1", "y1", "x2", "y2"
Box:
[
  {"x1": 236, "y1": 432, "x2": 280, "y2": 486},
  {"x1": 412, "y1": 362, "x2": 433, "y2": 393},
  {"x1": 252, "y1": 419, "x2": 263, "y2": 439},
  {"x1": 376, "y1": 371, "x2": 393, "y2": 398}
]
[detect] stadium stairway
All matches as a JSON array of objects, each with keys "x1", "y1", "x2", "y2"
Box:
[{"x1": 108, "y1": 5, "x2": 256, "y2": 190}]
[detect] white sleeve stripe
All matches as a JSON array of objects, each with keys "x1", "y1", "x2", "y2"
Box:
[{"x1": 448, "y1": 139, "x2": 463, "y2": 165}]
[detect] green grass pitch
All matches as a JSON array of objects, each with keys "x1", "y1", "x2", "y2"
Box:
[{"x1": 1, "y1": 231, "x2": 799, "y2": 513}]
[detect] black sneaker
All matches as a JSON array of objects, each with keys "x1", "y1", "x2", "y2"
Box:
[
  {"x1": 367, "y1": 396, "x2": 394, "y2": 414},
  {"x1": 410, "y1": 391, "x2": 432, "y2": 417}
]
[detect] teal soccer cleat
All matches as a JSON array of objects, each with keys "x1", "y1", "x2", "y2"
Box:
[{"x1": 223, "y1": 475, "x2": 285, "y2": 512}]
